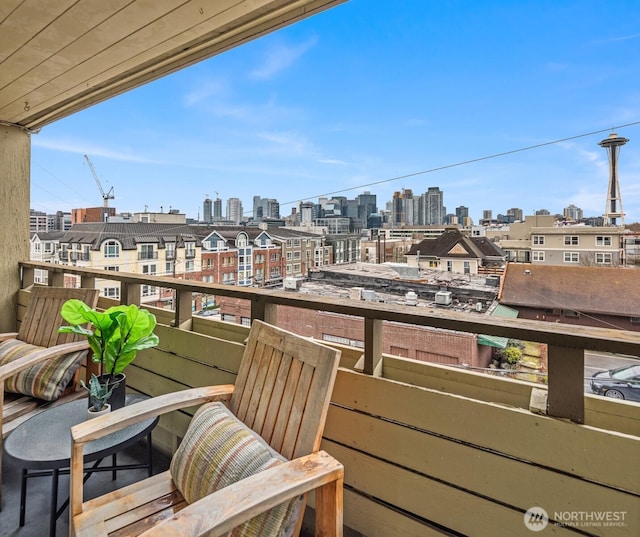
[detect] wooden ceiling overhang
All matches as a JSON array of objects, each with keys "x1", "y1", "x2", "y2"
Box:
[{"x1": 0, "y1": 0, "x2": 346, "y2": 131}]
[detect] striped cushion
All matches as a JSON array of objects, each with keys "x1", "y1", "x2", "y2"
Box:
[
  {"x1": 170, "y1": 402, "x2": 300, "y2": 537},
  {"x1": 0, "y1": 339, "x2": 86, "y2": 402}
]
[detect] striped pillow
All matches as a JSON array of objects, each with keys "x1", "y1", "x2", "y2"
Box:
[
  {"x1": 0, "y1": 339, "x2": 86, "y2": 402},
  {"x1": 170, "y1": 402, "x2": 301, "y2": 537}
]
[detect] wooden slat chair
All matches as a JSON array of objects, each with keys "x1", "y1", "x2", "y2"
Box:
[
  {"x1": 70, "y1": 319, "x2": 344, "y2": 537},
  {"x1": 0, "y1": 286, "x2": 100, "y2": 507}
]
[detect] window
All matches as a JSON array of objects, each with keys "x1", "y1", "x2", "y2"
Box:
[
  {"x1": 532, "y1": 251, "x2": 545, "y2": 261},
  {"x1": 142, "y1": 264, "x2": 157, "y2": 275},
  {"x1": 596, "y1": 252, "x2": 612, "y2": 265},
  {"x1": 564, "y1": 236, "x2": 579, "y2": 246},
  {"x1": 165, "y1": 261, "x2": 174, "y2": 275},
  {"x1": 103, "y1": 240, "x2": 120, "y2": 258},
  {"x1": 142, "y1": 285, "x2": 156, "y2": 296},
  {"x1": 563, "y1": 252, "x2": 579, "y2": 263},
  {"x1": 447, "y1": 260, "x2": 452, "y2": 272},
  {"x1": 286, "y1": 252, "x2": 292, "y2": 261},
  {"x1": 286, "y1": 264, "x2": 293, "y2": 274},
  {"x1": 140, "y1": 244, "x2": 155, "y2": 260},
  {"x1": 293, "y1": 263, "x2": 301, "y2": 273},
  {"x1": 185, "y1": 260, "x2": 194, "y2": 272},
  {"x1": 103, "y1": 287, "x2": 120, "y2": 299},
  {"x1": 533, "y1": 235, "x2": 544, "y2": 245},
  {"x1": 596, "y1": 236, "x2": 612, "y2": 246},
  {"x1": 104, "y1": 266, "x2": 120, "y2": 272},
  {"x1": 463, "y1": 261, "x2": 470, "y2": 274},
  {"x1": 165, "y1": 243, "x2": 175, "y2": 259}
]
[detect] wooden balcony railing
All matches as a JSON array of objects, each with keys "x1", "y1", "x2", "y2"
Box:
[
  {"x1": 20, "y1": 261, "x2": 640, "y2": 424},
  {"x1": 13, "y1": 261, "x2": 640, "y2": 537}
]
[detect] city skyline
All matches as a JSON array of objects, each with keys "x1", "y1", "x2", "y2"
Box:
[{"x1": 29, "y1": 0, "x2": 640, "y2": 223}]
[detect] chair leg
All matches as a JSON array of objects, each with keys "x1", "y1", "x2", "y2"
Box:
[{"x1": 315, "y1": 477, "x2": 343, "y2": 537}]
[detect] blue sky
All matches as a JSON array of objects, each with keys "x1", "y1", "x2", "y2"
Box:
[{"x1": 31, "y1": 0, "x2": 640, "y2": 224}]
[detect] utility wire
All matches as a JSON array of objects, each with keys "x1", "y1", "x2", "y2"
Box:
[{"x1": 276, "y1": 120, "x2": 640, "y2": 209}]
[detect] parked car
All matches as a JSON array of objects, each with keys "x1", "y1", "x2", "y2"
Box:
[
  {"x1": 195, "y1": 309, "x2": 220, "y2": 317},
  {"x1": 590, "y1": 364, "x2": 640, "y2": 401}
]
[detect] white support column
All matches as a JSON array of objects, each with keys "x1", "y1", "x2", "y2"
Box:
[{"x1": 0, "y1": 125, "x2": 30, "y2": 332}]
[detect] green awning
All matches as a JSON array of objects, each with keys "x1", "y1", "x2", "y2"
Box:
[
  {"x1": 478, "y1": 334, "x2": 509, "y2": 349},
  {"x1": 492, "y1": 304, "x2": 519, "y2": 319},
  {"x1": 478, "y1": 304, "x2": 520, "y2": 348}
]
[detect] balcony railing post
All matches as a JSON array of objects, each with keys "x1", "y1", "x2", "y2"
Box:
[
  {"x1": 80, "y1": 276, "x2": 96, "y2": 289},
  {"x1": 121, "y1": 283, "x2": 141, "y2": 306},
  {"x1": 547, "y1": 345, "x2": 584, "y2": 423},
  {"x1": 173, "y1": 290, "x2": 193, "y2": 330},
  {"x1": 21, "y1": 266, "x2": 35, "y2": 289},
  {"x1": 251, "y1": 296, "x2": 277, "y2": 325},
  {"x1": 49, "y1": 270, "x2": 64, "y2": 287},
  {"x1": 364, "y1": 318, "x2": 383, "y2": 376}
]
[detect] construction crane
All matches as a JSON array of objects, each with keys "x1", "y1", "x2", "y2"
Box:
[{"x1": 84, "y1": 154, "x2": 114, "y2": 207}]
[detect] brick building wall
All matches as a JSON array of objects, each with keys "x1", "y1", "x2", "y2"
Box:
[{"x1": 216, "y1": 297, "x2": 488, "y2": 367}]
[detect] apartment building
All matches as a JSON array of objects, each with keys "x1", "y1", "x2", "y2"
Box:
[
  {"x1": 267, "y1": 227, "x2": 330, "y2": 278},
  {"x1": 200, "y1": 227, "x2": 281, "y2": 286},
  {"x1": 529, "y1": 226, "x2": 626, "y2": 266},
  {"x1": 489, "y1": 215, "x2": 629, "y2": 266},
  {"x1": 58, "y1": 222, "x2": 202, "y2": 302},
  {"x1": 30, "y1": 231, "x2": 64, "y2": 284}
]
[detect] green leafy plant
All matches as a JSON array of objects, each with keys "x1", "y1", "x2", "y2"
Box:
[
  {"x1": 82, "y1": 373, "x2": 115, "y2": 411},
  {"x1": 502, "y1": 346, "x2": 522, "y2": 366},
  {"x1": 58, "y1": 300, "x2": 159, "y2": 380}
]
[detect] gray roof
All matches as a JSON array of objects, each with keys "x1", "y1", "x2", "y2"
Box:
[
  {"x1": 59, "y1": 223, "x2": 205, "y2": 250},
  {"x1": 406, "y1": 228, "x2": 504, "y2": 260}
]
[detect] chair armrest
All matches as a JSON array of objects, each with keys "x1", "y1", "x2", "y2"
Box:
[
  {"x1": 71, "y1": 385, "x2": 234, "y2": 445},
  {"x1": 0, "y1": 340, "x2": 90, "y2": 382},
  {"x1": 70, "y1": 385, "x2": 235, "y2": 521},
  {"x1": 0, "y1": 332, "x2": 19, "y2": 342},
  {"x1": 138, "y1": 450, "x2": 344, "y2": 537}
]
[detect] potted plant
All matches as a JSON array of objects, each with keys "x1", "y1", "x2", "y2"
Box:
[
  {"x1": 83, "y1": 373, "x2": 115, "y2": 416},
  {"x1": 59, "y1": 300, "x2": 159, "y2": 410}
]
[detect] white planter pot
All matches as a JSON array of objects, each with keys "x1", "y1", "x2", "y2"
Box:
[{"x1": 87, "y1": 403, "x2": 111, "y2": 419}]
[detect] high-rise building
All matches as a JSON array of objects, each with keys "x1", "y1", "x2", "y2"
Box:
[
  {"x1": 252, "y1": 196, "x2": 280, "y2": 221},
  {"x1": 392, "y1": 189, "x2": 414, "y2": 225},
  {"x1": 357, "y1": 191, "x2": 378, "y2": 227},
  {"x1": 425, "y1": 187, "x2": 445, "y2": 225},
  {"x1": 226, "y1": 198, "x2": 243, "y2": 225},
  {"x1": 506, "y1": 208, "x2": 523, "y2": 222},
  {"x1": 213, "y1": 198, "x2": 222, "y2": 219},
  {"x1": 563, "y1": 204, "x2": 583, "y2": 222},
  {"x1": 456, "y1": 206, "x2": 469, "y2": 219},
  {"x1": 203, "y1": 198, "x2": 213, "y2": 223},
  {"x1": 299, "y1": 201, "x2": 315, "y2": 225}
]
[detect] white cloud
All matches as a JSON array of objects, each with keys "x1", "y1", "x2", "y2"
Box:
[
  {"x1": 249, "y1": 36, "x2": 318, "y2": 80},
  {"x1": 32, "y1": 137, "x2": 162, "y2": 164},
  {"x1": 183, "y1": 78, "x2": 228, "y2": 106}
]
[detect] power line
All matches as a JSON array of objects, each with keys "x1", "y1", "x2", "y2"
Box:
[{"x1": 277, "y1": 120, "x2": 640, "y2": 209}]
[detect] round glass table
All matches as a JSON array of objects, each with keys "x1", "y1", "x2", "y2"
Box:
[{"x1": 4, "y1": 394, "x2": 158, "y2": 537}]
